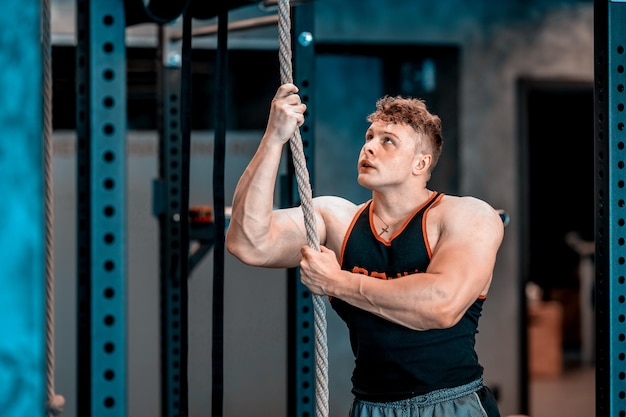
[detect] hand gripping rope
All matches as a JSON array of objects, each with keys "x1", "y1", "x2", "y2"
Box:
[{"x1": 277, "y1": 1, "x2": 329, "y2": 417}]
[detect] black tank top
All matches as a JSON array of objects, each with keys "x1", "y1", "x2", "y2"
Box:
[{"x1": 330, "y1": 192, "x2": 485, "y2": 402}]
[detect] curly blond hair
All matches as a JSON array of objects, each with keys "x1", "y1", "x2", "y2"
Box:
[{"x1": 367, "y1": 96, "x2": 443, "y2": 170}]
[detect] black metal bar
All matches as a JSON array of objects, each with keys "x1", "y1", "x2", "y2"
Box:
[
  {"x1": 593, "y1": 3, "x2": 609, "y2": 416},
  {"x1": 178, "y1": 9, "x2": 193, "y2": 417},
  {"x1": 75, "y1": 1, "x2": 93, "y2": 413},
  {"x1": 212, "y1": 9, "x2": 228, "y2": 417},
  {"x1": 595, "y1": 1, "x2": 626, "y2": 416},
  {"x1": 515, "y1": 79, "x2": 531, "y2": 416},
  {"x1": 154, "y1": 24, "x2": 190, "y2": 417},
  {"x1": 155, "y1": 63, "x2": 188, "y2": 417}
]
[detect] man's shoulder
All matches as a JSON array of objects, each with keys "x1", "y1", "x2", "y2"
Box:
[
  {"x1": 438, "y1": 193, "x2": 494, "y2": 211},
  {"x1": 434, "y1": 194, "x2": 502, "y2": 226},
  {"x1": 314, "y1": 196, "x2": 364, "y2": 252},
  {"x1": 315, "y1": 195, "x2": 362, "y2": 213}
]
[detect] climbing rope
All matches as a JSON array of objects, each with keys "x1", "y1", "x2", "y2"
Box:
[
  {"x1": 42, "y1": 0, "x2": 65, "y2": 415},
  {"x1": 277, "y1": 2, "x2": 329, "y2": 417}
]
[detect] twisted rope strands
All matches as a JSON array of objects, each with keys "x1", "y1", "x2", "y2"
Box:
[
  {"x1": 42, "y1": 0, "x2": 65, "y2": 414},
  {"x1": 277, "y1": 2, "x2": 329, "y2": 417}
]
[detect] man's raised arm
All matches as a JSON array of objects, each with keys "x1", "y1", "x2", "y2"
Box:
[{"x1": 226, "y1": 83, "x2": 309, "y2": 268}]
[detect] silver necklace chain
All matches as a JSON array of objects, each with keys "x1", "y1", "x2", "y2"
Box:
[{"x1": 373, "y1": 211, "x2": 391, "y2": 236}]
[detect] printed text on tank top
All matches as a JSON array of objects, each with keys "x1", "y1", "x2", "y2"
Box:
[{"x1": 351, "y1": 266, "x2": 424, "y2": 280}]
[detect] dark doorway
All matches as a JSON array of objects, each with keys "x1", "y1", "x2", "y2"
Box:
[
  {"x1": 525, "y1": 82, "x2": 594, "y2": 296},
  {"x1": 518, "y1": 79, "x2": 595, "y2": 413}
]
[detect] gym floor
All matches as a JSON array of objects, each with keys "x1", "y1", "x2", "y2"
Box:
[{"x1": 529, "y1": 364, "x2": 595, "y2": 417}]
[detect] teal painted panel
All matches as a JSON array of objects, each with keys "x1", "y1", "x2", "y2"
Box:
[{"x1": 0, "y1": 1, "x2": 46, "y2": 417}]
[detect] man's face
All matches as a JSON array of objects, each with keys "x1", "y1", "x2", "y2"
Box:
[{"x1": 357, "y1": 121, "x2": 424, "y2": 191}]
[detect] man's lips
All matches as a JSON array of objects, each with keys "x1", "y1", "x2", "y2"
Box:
[{"x1": 359, "y1": 160, "x2": 374, "y2": 169}]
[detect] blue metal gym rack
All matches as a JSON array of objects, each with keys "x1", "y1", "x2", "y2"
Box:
[
  {"x1": 595, "y1": 1, "x2": 626, "y2": 416},
  {"x1": 75, "y1": 1, "x2": 128, "y2": 416}
]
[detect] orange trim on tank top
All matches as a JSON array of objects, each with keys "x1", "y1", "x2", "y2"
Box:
[
  {"x1": 422, "y1": 192, "x2": 445, "y2": 258},
  {"x1": 338, "y1": 202, "x2": 370, "y2": 266}
]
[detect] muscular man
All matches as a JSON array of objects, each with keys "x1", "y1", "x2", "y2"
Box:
[{"x1": 226, "y1": 83, "x2": 504, "y2": 417}]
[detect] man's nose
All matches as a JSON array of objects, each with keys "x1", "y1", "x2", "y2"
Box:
[{"x1": 362, "y1": 141, "x2": 375, "y2": 154}]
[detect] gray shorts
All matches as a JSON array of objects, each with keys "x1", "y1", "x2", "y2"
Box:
[{"x1": 349, "y1": 378, "x2": 501, "y2": 417}]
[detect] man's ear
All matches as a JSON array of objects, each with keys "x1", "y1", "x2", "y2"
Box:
[{"x1": 414, "y1": 153, "x2": 432, "y2": 174}]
